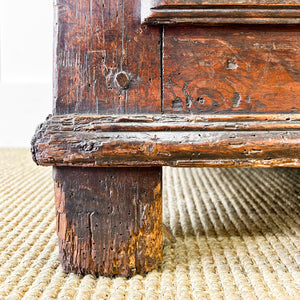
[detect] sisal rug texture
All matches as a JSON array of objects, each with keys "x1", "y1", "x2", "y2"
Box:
[{"x1": 0, "y1": 149, "x2": 299, "y2": 300}]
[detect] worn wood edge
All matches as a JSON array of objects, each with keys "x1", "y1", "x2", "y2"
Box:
[
  {"x1": 145, "y1": 17, "x2": 300, "y2": 25},
  {"x1": 169, "y1": 158, "x2": 300, "y2": 168},
  {"x1": 31, "y1": 114, "x2": 53, "y2": 165},
  {"x1": 35, "y1": 113, "x2": 300, "y2": 130},
  {"x1": 39, "y1": 158, "x2": 300, "y2": 168},
  {"x1": 31, "y1": 114, "x2": 300, "y2": 168},
  {"x1": 142, "y1": 4, "x2": 300, "y2": 24},
  {"x1": 54, "y1": 167, "x2": 163, "y2": 277}
]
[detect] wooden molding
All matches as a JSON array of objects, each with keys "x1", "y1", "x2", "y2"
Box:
[
  {"x1": 142, "y1": 1, "x2": 300, "y2": 25},
  {"x1": 31, "y1": 114, "x2": 300, "y2": 168}
]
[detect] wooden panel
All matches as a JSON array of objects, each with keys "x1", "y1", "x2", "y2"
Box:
[
  {"x1": 54, "y1": 0, "x2": 161, "y2": 115},
  {"x1": 163, "y1": 26, "x2": 300, "y2": 114},
  {"x1": 31, "y1": 114, "x2": 300, "y2": 168}
]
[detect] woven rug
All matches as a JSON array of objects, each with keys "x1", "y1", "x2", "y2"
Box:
[{"x1": 0, "y1": 149, "x2": 299, "y2": 300}]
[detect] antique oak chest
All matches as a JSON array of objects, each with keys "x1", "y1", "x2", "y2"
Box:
[{"x1": 32, "y1": 0, "x2": 300, "y2": 277}]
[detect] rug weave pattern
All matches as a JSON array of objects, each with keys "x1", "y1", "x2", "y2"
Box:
[{"x1": 0, "y1": 149, "x2": 299, "y2": 299}]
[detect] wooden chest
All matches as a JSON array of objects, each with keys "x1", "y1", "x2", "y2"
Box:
[{"x1": 32, "y1": 0, "x2": 300, "y2": 277}]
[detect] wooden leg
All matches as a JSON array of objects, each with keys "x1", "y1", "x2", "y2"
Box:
[{"x1": 53, "y1": 167, "x2": 163, "y2": 277}]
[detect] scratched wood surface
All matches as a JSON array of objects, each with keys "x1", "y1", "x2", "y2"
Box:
[
  {"x1": 33, "y1": 113, "x2": 300, "y2": 133},
  {"x1": 163, "y1": 26, "x2": 300, "y2": 113},
  {"x1": 32, "y1": 0, "x2": 300, "y2": 278},
  {"x1": 54, "y1": 166, "x2": 162, "y2": 277},
  {"x1": 33, "y1": 129, "x2": 300, "y2": 167},
  {"x1": 31, "y1": 114, "x2": 300, "y2": 168},
  {"x1": 54, "y1": 0, "x2": 161, "y2": 114}
]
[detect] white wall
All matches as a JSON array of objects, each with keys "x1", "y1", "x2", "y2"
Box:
[{"x1": 0, "y1": 1, "x2": 53, "y2": 147}]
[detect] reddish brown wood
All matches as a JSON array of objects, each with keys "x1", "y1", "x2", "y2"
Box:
[
  {"x1": 32, "y1": 0, "x2": 300, "y2": 277},
  {"x1": 54, "y1": 166, "x2": 163, "y2": 277},
  {"x1": 32, "y1": 113, "x2": 300, "y2": 132},
  {"x1": 163, "y1": 26, "x2": 300, "y2": 114},
  {"x1": 143, "y1": 3, "x2": 300, "y2": 25},
  {"x1": 31, "y1": 114, "x2": 300, "y2": 168},
  {"x1": 54, "y1": 0, "x2": 161, "y2": 114},
  {"x1": 52, "y1": 0, "x2": 163, "y2": 277}
]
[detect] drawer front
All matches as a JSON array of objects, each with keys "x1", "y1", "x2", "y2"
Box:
[{"x1": 163, "y1": 26, "x2": 300, "y2": 113}]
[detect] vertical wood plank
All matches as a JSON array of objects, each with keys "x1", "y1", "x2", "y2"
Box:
[{"x1": 54, "y1": 0, "x2": 161, "y2": 114}]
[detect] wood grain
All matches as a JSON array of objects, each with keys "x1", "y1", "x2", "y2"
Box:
[
  {"x1": 31, "y1": 114, "x2": 300, "y2": 168},
  {"x1": 54, "y1": 166, "x2": 162, "y2": 277},
  {"x1": 163, "y1": 26, "x2": 300, "y2": 114},
  {"x1": 34, "y1": 0, "x2": 300, "y2": 278},
  {"x1": 143, "y1": 3, "x2": 300, "y2": 25},
  {"x1": 33, "y1": 113, "x2": 300, "y2": 132},
  {"x1": 54, "y1": 0, "x2": 161, "y2": 115}
]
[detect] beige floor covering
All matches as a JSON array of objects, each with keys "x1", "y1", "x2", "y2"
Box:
[{"x1": 0, "y1": 149, "x2": 299, "y2": 299}]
